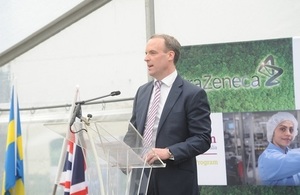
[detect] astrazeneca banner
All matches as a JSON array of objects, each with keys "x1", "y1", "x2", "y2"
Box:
[{"x1": 177, "y1": 37, "x2": 300, "y2": 186}]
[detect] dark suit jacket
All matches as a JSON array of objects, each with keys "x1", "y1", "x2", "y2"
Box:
[{"x1": 128, "y1": 75, "x2": 211, "y2": 195}]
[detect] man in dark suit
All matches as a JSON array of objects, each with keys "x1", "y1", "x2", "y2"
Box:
[{"x1": 128, "y1": 34, "x2": 211, "y2": 195}]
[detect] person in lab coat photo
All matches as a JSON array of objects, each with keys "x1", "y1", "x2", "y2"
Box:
[{"x1": 258, "y1": 111, "x2": 300, "y2": 185}]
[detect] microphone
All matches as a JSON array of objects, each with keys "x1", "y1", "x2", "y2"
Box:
[
  {"x1": 70, "y1": 91, "x2": 121, "y2": 127},
  {"x1": 75, "y1": 90, "x2": 121, "y2": 105},
  {"x1": 111, "y1": 91, "x2": 121, "y2": 96}
]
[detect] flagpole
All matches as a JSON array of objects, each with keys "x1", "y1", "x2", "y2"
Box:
[
  {"x1": 52, "y1": 87, "x2": 80, "y2": 195},
  {"x1": 13, "y1": 87, "x2": 18, "y2": 177}
]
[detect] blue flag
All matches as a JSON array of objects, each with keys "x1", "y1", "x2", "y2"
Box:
[{"x1": 2, "y1": 87, "x2": 25, "y2": 195}]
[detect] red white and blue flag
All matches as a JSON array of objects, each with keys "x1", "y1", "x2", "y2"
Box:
[{"x1": 59, "y1": 131, "x2": 88, "y2": 195}]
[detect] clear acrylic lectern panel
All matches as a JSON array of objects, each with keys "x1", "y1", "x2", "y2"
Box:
[{"x1": 45, "y1": 121, "x2": 165, "y2": 195}]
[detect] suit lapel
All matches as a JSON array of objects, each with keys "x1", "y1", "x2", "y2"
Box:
[
  {"x1": 138, "y1": 83, "x2": 154, "y2": 134},
  {"x1": 158, "y1": 76, "x2": 183, "y2": 133}
]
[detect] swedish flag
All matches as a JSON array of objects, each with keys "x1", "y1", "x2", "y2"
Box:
[{"x1": 2, "y1": 87, "x2": 25, "y2": 195}]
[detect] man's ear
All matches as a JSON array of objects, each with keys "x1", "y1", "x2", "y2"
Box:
[{"x1": 168, "y1": 50, "x2": 175, "y2": 61}]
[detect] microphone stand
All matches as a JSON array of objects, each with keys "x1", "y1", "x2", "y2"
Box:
[
  {"x1": 69, "y1": 91, "x2": 121, "y2": 127},
  {"x1": 53, "y1": 90, "x2": 121, "y2": 195},
  {"x1": 68, "y1": 91, "x2": 120, "y2": 195}
]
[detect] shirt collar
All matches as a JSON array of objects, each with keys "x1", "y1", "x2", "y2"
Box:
[
  {"x1": 268, "y1": 142, "x2": 290, "y2": 154},
  {"x1": 154, "y1": 70, "x2": 177, "y2": 87}
]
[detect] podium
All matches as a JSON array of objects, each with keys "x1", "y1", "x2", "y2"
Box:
[{"x1": 46, "y1": 120, "x2": 166, "y2": 195}]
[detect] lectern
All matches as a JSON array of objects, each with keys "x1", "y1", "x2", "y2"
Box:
[{"x1": 46, "y1": 120, "x2": 166, "y2": 195}]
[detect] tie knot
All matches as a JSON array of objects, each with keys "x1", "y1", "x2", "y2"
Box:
[{"x1": 155, "y1": 80, "x2": 162, "y2": 88}]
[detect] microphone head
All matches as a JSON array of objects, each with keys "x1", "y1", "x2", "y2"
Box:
[{"x1": 111, "y1": 91, "x2": 121, "y2": 96}]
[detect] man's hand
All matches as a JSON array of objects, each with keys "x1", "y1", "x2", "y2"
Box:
[{"x1": 145, "y1": 148, "x2": 171, "y2": 164}]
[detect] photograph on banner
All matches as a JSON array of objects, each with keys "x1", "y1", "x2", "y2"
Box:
[
  {"x1": 223, "y1": 110, "x2": 300, "y2": 186},
  {"x1": 177, "y1": 38, "x2": 296, "y2": 113}
]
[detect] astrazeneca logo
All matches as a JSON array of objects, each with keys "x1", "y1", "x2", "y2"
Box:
[
  {"x1": 188, "y1": 54, "x2": 283, "y2": 90},
  {"x1": 257, "y1": 55, "x2": 283, "y2": 87}
]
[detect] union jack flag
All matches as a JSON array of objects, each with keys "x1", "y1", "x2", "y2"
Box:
[{"x1": 60, "y1": 130, "x2": 88, "y2": 195}]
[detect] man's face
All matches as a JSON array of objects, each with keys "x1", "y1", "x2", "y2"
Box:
[
  {"x1": 144, "y1": 37, "x2": 174, "y2": 80},
  {"x1": 272, "y1": 120, "x2": 295, "y2": 149}
]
